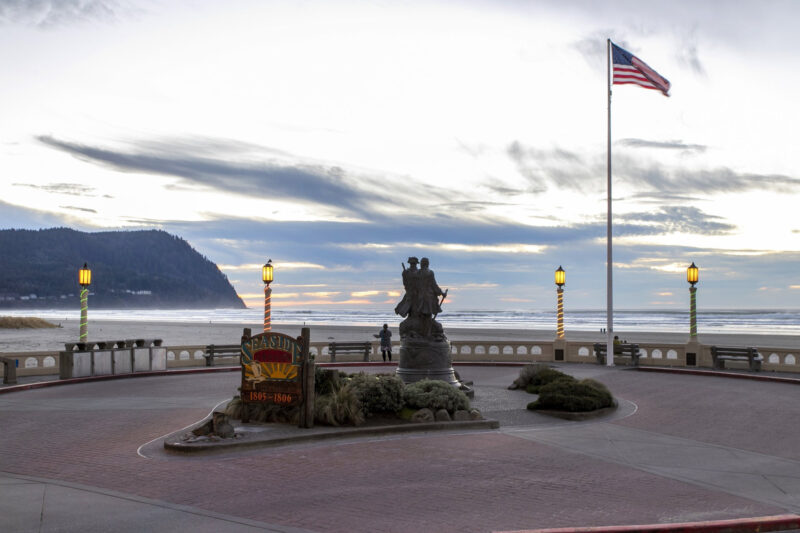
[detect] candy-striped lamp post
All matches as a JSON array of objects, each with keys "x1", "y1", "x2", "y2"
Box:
[
  {"x1": 555, "y1": 266, "x2": 565, "y2": 339},
  {"x1": 78, "y1": 263, "x2": 92, "y2": 342},
  {"x1": 262, "y1": 259, "x2": 274, "y2": 332},
  {"x1": 687, "y1": 262, "x2": 699, "y2": 339}
]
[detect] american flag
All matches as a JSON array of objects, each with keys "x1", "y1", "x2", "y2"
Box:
[{"x1": 611, "y1": 42, "x2": 670, "y2": 96}]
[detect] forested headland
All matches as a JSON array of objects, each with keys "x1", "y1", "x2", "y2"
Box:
[{"x1": 0, "y1": 228, "x2": 245, "y2": 309}]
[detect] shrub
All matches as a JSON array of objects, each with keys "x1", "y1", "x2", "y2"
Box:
[
  {"x1": 315, "y1": 368, "x2": 342, "y2": 396},
  {"x1": 346, "y1": 372, "x2": 405, "y2": 415},
  {"x1": 403, "y1": 379, "x2": 470, "y2": 413},
  {"x1": 314, "y1": 383, "x2": 365, "y2": 426},
  {"x1": 508, "y1": 364, "x2": 545, "y2": 390},
  {"x1": 524, "y1": 367, "x2": 575, "y2": 394},
  {"x1": 527, "y1": 379, "x2": 614, "y2": 412}
]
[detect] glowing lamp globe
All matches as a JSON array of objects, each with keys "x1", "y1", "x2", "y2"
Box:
[
  {"x1": 555, "y1": 266, "x2": 565, "y2": 288},
  {"x1": 687, "y1": 262, "x2": 699, "y2": 287},
  {"x1": 78, "y1": 263, "x2": 92, "y2": 287},
  {"x1": 262, "y1": 260, "x2": 274, "y2": 285}
]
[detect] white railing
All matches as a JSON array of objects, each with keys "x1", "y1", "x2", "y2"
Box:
[{"x1": 2, "y1": 340, "x2": 799, "y2": 380}]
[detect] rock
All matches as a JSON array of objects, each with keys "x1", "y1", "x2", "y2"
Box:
[
  {"x1": 192, "y1": 420, "x2": 213, "y2": 436},
  {"x1": 434, "y1": 409, "x2": 451, "y2": 422},
  {"x1": 411, "y1": 408, "x2": 434, "y2": 423},
  {"x1": 212, "y1": 411, "x2": 236, "y2": 438},
  {"x1": 453, "y1": 410, "x2": 470, "y2": 421},
  {"x1": 215, "y1": 421, "x2": 235, "y2": 438},
  {"x1": 469, "y1": 409, "x2": 483, "y2": 420}
]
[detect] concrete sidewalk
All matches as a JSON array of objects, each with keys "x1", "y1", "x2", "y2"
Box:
[{"x1": 0, "y1": 472, "x2": 314, "y2": 533}]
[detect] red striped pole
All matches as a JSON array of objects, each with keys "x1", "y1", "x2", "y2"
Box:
[{"x1": 264, "y1": 285, "x2": 272, "y2": 332}]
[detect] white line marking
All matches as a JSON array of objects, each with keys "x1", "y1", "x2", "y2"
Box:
[{"x1": 136, "y1": 398, "x2": 229, "y2": 459}]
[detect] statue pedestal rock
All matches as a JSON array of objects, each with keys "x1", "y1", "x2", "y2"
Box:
[{"x1": 393, "y1": 257, "x2": 473, "y2": 397}]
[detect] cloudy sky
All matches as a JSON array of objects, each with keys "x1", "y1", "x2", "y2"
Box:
[{"x1": 2, "y1": 0, "x2": 799, "y2": 311}]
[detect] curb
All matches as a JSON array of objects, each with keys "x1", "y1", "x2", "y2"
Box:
[
  {"x1": 0, "y1": 361, "x2": 532, "y2": 394},
  {"x1": 163, "y1": 418, "x2": 500, "y2": 454},
  {"x1": 5, "y1": 362, "x2": 797, "y2": 396},
  {"x1": 495, "y1": 513, "x2": 800, "y2": 533},
  {"x1": 0, "y1": 366, "x2": 239, "y2": 395},
  {"x1": 635, "y1": 366, "x2": 800, "y2": 385}
]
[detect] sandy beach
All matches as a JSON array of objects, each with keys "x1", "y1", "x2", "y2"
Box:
[{"x1": 2, "y1": 318, "x2": 800, "y2": 353}]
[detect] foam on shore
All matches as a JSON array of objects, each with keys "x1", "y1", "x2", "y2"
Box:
[{"x1": 2, "y1": 318, "x2": 799, "y2": 353}]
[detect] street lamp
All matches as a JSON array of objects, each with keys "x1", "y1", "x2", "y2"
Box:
[
  {"x1": 78, "y1": 263, "x2": 92, "y2": 342},
  {"x1": 687, "y1": 262, "x2": 699, "y2": 339},
  {"x1": 262, "y1": 259, "x2": 273, "y2": 332},
  {"x1": 555, "y1": 266, "x2": 565, "y2": 339}
]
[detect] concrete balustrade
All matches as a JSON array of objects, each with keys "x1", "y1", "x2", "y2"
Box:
[
  {"x1": 58, "y1": 339, "x2": 166, "y2": 379},
  {"x1": 3, "y1": 338, "x2": 799, "y2": 380}
]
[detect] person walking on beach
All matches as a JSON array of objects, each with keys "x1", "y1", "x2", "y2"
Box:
[{"x1": 374, "y1": 323, "x2": 392, "y2": 361}]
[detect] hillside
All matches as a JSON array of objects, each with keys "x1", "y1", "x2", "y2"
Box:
[{"x1": 0, "y1": 228, "x2": 246, "y2": 309}]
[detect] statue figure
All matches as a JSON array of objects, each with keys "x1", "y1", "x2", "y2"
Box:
[
  {"x1": 417, "y1": 257, "x2": 446, "y2": 316},
  {"x1": 395, "y1": 256, "x2": 447, "y2": 340},
  {"x1": 393, "y1": 257, "x2": 419, "y2": 318},
  {"x1": 392, "y1": 255, "x2": 469, "y2": 396}
]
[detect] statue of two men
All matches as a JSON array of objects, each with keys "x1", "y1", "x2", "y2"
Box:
[{"x1": 394, "y1": 257, "x2": 447, "y2": 340}]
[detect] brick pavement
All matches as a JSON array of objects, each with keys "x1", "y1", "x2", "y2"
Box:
[{"x1": 1, "y1": 367, "x2": 798, "y2": 532}]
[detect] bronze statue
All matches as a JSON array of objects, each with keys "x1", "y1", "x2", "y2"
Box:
[
  {"x1": 393, "y1": 256, "x2": 469, "y2": 396},
  {"x1": 395, "y1": 256, "x2": 447, "y2": 340}
]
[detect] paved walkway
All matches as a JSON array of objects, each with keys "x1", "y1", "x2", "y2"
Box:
[{"x1": 1, "y1": 364, "x2": 800, "y2": 532}]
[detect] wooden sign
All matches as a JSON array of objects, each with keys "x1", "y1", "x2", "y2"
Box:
[{"x1": 241, "y1": 331, "x2": 305, "y2": 407}]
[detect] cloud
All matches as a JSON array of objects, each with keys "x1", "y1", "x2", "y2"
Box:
[
  {"x1": 37, "y1": 135, "x2": 392, "y2": 218},
  {"x1": 507, "y1": 141, "x2": 598, "y2": 193},
  {"x1": 59, "y1": 205, "x2": 97, "y2": 213},
  {"x1": 508, "y1": 141, "x2": 800, "y2": 196},
  {"x1": 351, "y1": 290, "x2": 380, "y2": 297},
  {"x1": 615, "y1": 155, "x2": 800, "y2": 194},
  {"x1": 617, "y1": 206, "x2": 735, "y2": 236},
  {"x1": 13, "y1": 182, "x2": 103, "y2": 196},
  {"x1": 0, "y1": 199, "x2": 76, "y2": 229},
  {"x1": 0, "y1": 0, "x2": 123, "y2": 27},
  {"x1": 339, "y1": 242, "x2": 547, "y2": 254},
  {"x1": 617, "y1": 138, "x2": 707, "y2": 153},
  {"x1": 675, "y1": 26, "x2": 706, "y2": 76}
]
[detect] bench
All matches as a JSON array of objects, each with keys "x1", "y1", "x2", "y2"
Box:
[
  {"x1": 1, "y1": 356, "x2": 17, "y2": 385},
  {"x1": 204, "y1": 344, "x2": 242, "y2": 367},
  {"x1": 711, "y1": 346, "x2": 762, "y2": 371},
  {"x1": 328, "y1": 342, "x2": 371, "y2": 363},
  {"x1": 593, "y1": 343, "x2": 640, "y2": 366}
]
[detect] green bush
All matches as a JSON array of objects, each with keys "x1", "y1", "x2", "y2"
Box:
[
  {"x1": 314, "y1": 383, "x2": 365, "y2": 426},
  {"x1": 524, "y1": 367, "x2": 576, "y2": 394},
  {"x1": 509, "y1": 364, "x2": 544, "y2": 390},
  {"x1": 346, "y1": 372, "x2": 405, "y2": 415},
  {"x1": 315, "y1": 368, "x2": 342, "y2": 396},
  {"x1": 403, "y1": 379, "x2": 470, "y2": 413},
  {"x1": 527, "y1": 379, "x2": 614, "y2": 412}
]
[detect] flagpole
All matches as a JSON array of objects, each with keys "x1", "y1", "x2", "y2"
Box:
[{"x1": 606, "y1": 38, "x2": 614, "y2": 367}]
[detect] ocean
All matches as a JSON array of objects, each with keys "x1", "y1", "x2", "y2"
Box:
[{"x1": 4, "y1": 308, "x2": 800, "y2": 336}]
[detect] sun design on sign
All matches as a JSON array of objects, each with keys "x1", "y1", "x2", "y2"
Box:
[{"x1": 263, "y1": 362, "x2": 297, "y2": 380}]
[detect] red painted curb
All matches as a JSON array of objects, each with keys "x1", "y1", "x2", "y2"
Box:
[
  {"x1": 0, "y1": 366, "x2": 239, "y2": 394},
  {"x1": 636, "y1": 366, "x2": 800, "y2": 385},
  {"x1": 495, "y1": 513, "x2": 800, "y2": 533}
]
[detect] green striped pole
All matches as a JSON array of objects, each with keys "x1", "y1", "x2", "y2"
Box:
[
  {"x1": 79, "y1": 287, "x2": 89, "y2": 341},
  {"x1": 689, "y1": 286, "x2": 697, "y2": 339}
]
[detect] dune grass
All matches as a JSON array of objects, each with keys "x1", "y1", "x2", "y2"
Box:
[{"x1": 0, "y1": 316, "x2": 60, "y2": 329}]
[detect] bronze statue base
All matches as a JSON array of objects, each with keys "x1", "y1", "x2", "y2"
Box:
[{"x1": 395, "y1": 338, "x2": 473, "y2": 397}]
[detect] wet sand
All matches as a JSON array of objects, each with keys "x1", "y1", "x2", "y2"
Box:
[{"x1": 2, "y1": 318, "x2": 800, "y2": 353}]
